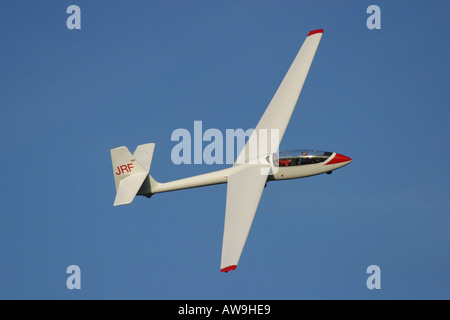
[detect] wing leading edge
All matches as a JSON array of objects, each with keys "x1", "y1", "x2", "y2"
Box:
[
  {"x1": 235, "y1": 29, "x2": 323, "y2": 165},
  {"x1": 220, "y1": 165, "x2": 268, "y2": 272}
]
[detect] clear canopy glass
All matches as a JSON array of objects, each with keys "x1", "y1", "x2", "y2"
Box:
[{"x1": 277, "y1": 150, "x2": 333, "y2": 166}]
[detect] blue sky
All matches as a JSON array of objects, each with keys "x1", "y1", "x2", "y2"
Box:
[{"x1": 1, "y1": 1, "x2": 449, "y2": 299}]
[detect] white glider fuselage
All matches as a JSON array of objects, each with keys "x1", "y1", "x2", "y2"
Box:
[{"x1": 138, "y1": 151, "x2": 351, "y2": 196}]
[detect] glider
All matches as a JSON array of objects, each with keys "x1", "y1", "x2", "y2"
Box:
[{"x1": 110, "y1": 29, "x2": 352, "y2": 272}]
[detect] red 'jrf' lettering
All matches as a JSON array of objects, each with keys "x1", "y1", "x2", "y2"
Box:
[{"x1": 115, "y1": 163, "x2": 133, "y2": 175}]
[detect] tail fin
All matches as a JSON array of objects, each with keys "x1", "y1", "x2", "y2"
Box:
[{"x1": 110, "y1": 143, "x2": 155, "y2": 206}]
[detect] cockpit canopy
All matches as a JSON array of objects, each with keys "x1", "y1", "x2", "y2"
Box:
[{"x1": 277, "y1": 150, "x2": 333, "y2": 166}]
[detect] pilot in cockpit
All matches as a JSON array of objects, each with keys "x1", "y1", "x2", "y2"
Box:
[{"x1": 300, "y1": 151, "x2": 309, "y2": 165}]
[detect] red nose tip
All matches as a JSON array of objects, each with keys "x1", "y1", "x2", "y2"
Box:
[{"x1": 326, "y1": 153, "x2": 352, "y2": 165}]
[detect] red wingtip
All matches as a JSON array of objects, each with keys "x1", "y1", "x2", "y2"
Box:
[
  {"x1": 220, "y1": 265, "x2": 237, "y2": 273},
  {"x1": 308, "y1": 29, "x2": 324, "y2": 37}
]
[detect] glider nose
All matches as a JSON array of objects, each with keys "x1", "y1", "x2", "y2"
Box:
[
  {"x1": 334, "y1": 153, "x2": 352, "y2": 163},
  {"x1": 326, "y1": 153, "x2": 352, "y2": 165}
]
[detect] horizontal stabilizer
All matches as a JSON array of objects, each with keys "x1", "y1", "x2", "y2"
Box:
[{"x1": 114, "y1": 172, "x2": 148, "y2": 206}]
